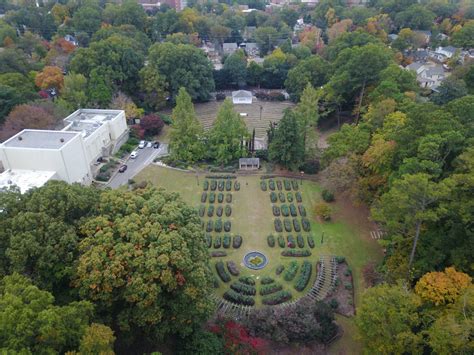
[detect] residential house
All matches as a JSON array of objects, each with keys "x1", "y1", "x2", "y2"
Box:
[
  {"x1": 435, "y1": 46, "x2": 457, "y2": 59},
  {"x1": 223, "y1": 43, "x2": 238, "y2": 55}
]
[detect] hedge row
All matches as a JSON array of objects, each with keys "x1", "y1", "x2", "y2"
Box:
[
  {"x1": 297, "y1": 234, "x2": 305, "y2": 248},
  {"x1": 233, "y1": 235, "x2": 242, "y2": 248},
  {"x1": 289, "y1": 204, "x2": 297, "y2": 217},
  {"x1": 208, "y1": 205, "x2": 214, "y2": 217},
  {"x1": 293, "y1": 219, "x2": 301, "y2": 232},
  {"x1": 274, "y1": 219, "x2": 283, "y2": 233},
  {"x1": 298, "y1": 204, "x2": 306, "y2": 217},
  {"x1": 270, "y1": 192, "x2": 277, "y2": 203},
  {"x1": 203, "y1": 180, "x2": 209, "y2": 191},
  {"x1": 216, "y1": 206, "x2": 223, "y2": 217},
  {"x1": 216, "y1": 261, "x2": 231, "y2": 282},
  {"x1": 284, "y1": 180, "x2": 291, "y2": 191},
  {"x1": 199, "y1": 205, "x2": 205, "y2": 217},
  {"x1": 205, "y1": 233, "x2": 212, "y2": 248},
  {"x1": 284, "y1": 218, "x2": 292, "y2": 232},
  {"x1": 284, "y1": 261, "x2": 299, "y2": 281},
  {"x1": 291, "y1": 180, "x2": 299, "y2": 190},
  {"x1": 278, "y1": 192, "x2": 285, "y2": 203},
  {"x1": 307, "y1": 235, "x2": 315, "y2": 248},
  {"x1": 287, "y1": 235, "x2": 296, "y2": 248},
  {"x1": 287, "y1": 193, "x2": 293, "y2": 203},
  {"x1": 223, "y1": 289, "x2": 255, "y2": 306},
  {"x1": 276, "y1": 265, "x2": 285, "y2": 275},
  {"x1": 225, "y1": 205, "x2": 232, "y2": 217},
  {"x1": 294, "y1": 261, "x2": 312, "y2": 292},
  {"x1": 281, "y1": 249, "x2": 312, "y2": 257},
  {"x1": 276, "y1": 181, "x2": 282, "y2": 191},
  {"x1": 296, "y1": 192, "x2": 302, "y2": 203},
  {"x1": 230, "y1": 281, "x2": 256, "y2": 296},
  {"x1": 211, "y1": 251, "x2": 227, "y2": 257},
  {"x1": 277, "y1": 235, "x2": 285, "y2": 248},
  {"x1": 302, "y1": 218, "x2": 311, "y2": 232},
  {"x1": 272, "y1": 205, "x2": 280, "y2": 216},
  {"x1": 260, "y1": 283, "x2": 283, "y2": 296},
  {"x1": 281, "y1": 204, "x2": 289, "y2": 217},
  {"x1": 267, "y1": 234, "x2": 275, "y2": 247},
  {"x1": 269, "y1": 180, "x2": 275, "y2": 190},
  {"x1": 261, "y1": 181, "x2": 267, "y2": 191},
  {"x1": 224, "y1": 220, "x2": 231, "y2": 232},
  {"x1": 206, "y1": 175, "x2": 236, "y2": 179},
  {"x1": 261, "y1": 277, "x2": 274, "y2": 285},
  {"x1": 262, "y1": 290, "x2": 292, "y2": 305},
  {"x1": 206, "y1": 220, "x2": 232, "y2": 233},
  {"x1": 239, "y1": 276, "x2": 255, "y2": 286},
  {"x1": 227, "y1": 261, "x2": 240, "y2": 276},
  {"x1": 223, "y1": 234, "x2": 231, "y2": 248}
]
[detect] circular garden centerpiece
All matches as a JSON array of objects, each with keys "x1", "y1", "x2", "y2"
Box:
[{"x1": 244, "y1": 251, "x2": 268, "y2": 270}]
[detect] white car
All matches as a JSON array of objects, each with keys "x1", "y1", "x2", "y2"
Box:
[
  {"x1": 146, "y1": 141, "x2": 153, "y2": 148},
  {"x1": 130, "y1": 151, "x2": 138, "y2": 159},
  {"x1": 138, "y1": 140, "x2": 146, "y2": 149}
]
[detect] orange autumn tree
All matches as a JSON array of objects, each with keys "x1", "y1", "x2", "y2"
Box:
[
  {"x1": 35, "y1": 66, "x2": 64, "y2": 90},
  {"x1": 415, "y1": 267, "x2": 472, "y2": 306}
]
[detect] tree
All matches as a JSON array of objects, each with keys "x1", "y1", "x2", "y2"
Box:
[
  {"x1": 140, "y1": 114, "x2": 165, "y2": 136},
  {"x1": 139, "y1": 65, "x2": 168, "y2": 111},
  {"x1": 103, "y1": 0, "x2": 147, "y2": 31},
  {"x1": 58, "y1": 73, "x2": 89, "y2": 111},
  {"x1": 285, "y1": 56, "x2": 329, "y2": 101},
  {"x1": 355, "y1": 283, "x2": 422, "y2": 354},
  {"x1": 415, "y1": 267, "x2": 472, "y2": 306},
  {"x1": 295, "y1": 83, "x2": 321, "y2": 159},
  {"x1": 169, "y1": 87, "x2": 205, "y2": 162},
  {"x1": 0, "y1": 104, "x2": 55, "y2": 141},
  {"x1": 110, "y1": 92, "x2": 143, "y2": 120},
  {"x1": 394, "y1": 4, "x2": 436, "y2": 30},
  {"x1": 451, "y1": 20, "x2": 474, "y2": 48},
  {"x1": 74, "y1": 188, "x2": 214, "y2": 341},
  {"x1": 324, "y1": 29, "x2": 380, "y2": 61},
  {"x1": 0, "y1": 48, "x2": 32, "y2": 75},
  {"x1": 431, "y1": 78, "x2": 468, "y2": 105},
  {"x1": 322, "y1": 124, "x2": 371, "y2": 166},
  {"x1": 79, "y1": 323, "x2": 115, "y2": 355},
  {"x1": 34, "y1": 66, "x2": 64, "y2": 90},
  {"x1": 254, "y1": 26, "x2": 279, "y2": 56},
  {"x1": 87, "y1": 69, "x2": 113, "y2": 108},
  {"x1": 223, "y1": 49, "x2": 247, "y2": 87},
  {"x1": 0, "y1": 85, "x2": 23, "y2": 123},
  {"x1": 208, "y1": 99, "x2": 248, "y2": 165},
  {"x1": 327, "y1": 19, "x2": 353, "y2": 43},
  {"x1": 268, "y1": 110, "x2": 304, "y2": 170},
  {"x1": 72, "y1": 4, "x2": 102, "y2": 35},
  {"x1": 210, "y1": 25, "x2": 231, "y2": 46}
]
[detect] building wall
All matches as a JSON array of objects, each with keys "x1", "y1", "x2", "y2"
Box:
[
  {"x1": 83, "y1": 123, "x2": 112, "y2": 163},
  {"x1": 60, "y1": 138, "x2": 92, "y2": 184},
  {"x1": 108, "y1": 111, "x2": 128, "y2": 140}
]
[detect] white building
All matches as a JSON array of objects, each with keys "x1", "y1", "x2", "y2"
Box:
[
  {"x1": 0, "y1": 109, "x2": 128, "y2": 192},
  {"x1": 232, "y1": 90, "x2": 253, "y2": 104}
]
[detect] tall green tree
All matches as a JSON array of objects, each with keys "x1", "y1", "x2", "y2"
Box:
[
  {"x1": 223, "y1": 49, "x2": 247, "y2": 87},
  {"x1": 285, "y1": 56, "x2": 329, "y2": 101},
  {"x1": 208, "y1": 99, "x2": 248, "y2": 165},
  {"x1": 295, "y1": 83, "x2": 321, "y2": 159},
  {"x1": 58, "y1": 73, "x2": 89, "y2": 111},
  {"x1": 169, "y1": 87, "x2": 205, "y2": 163}
]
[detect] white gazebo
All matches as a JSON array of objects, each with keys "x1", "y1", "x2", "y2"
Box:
[{"x1": 232, "y1": 90, "x2": 253, "y2": 105}]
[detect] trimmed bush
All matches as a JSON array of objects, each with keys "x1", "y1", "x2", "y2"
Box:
[
  {"x1": 213, "y1": 276, "x2": 219, "y2": 288},
  {"x1": 322, "y1": 189, "x2": 335, "y2": 202},
  {"x1": 307, "y1": 235, "x2": 315, "y2": 248},
  {"x1": 336, "y1": 256, "x2": 346, "y2": 264},
  {"x1": 225, "y1": 180, "x2": 232, "y2": 191},
  {"x1": 315, "y1": 203, "x2": 332, "y2": 221},
  {"x1": 225, "y1": 205, "x2": 232, "y2": 217},
  {"x1": 203, "y1": 180, "x2": 209, "y2": 191},
  {"x1": 224, "y1": 220, "x2": 231, "y2": 232},
  {"x1": 274, "y1": 219, "x2": 283, "y2": 233},
  {"x1": 270, "y1": 192, "x2": 277, "y2": 203},
  {"x1": 278, "y1": 192, "x2": 285, "y2": 203},
  {"x1": 281, "y1": 204, "x2": 290, "y2": 217},
  {"x1": 284, "y1": 180, "x2": 291, "y2": 191},
  {"x1": 260, "y1": 283, "x2": 283, "y2": 296},
  {"x1": 261, "y1": 277, "x2": 275, "y2": 285},
  {"x1": 276, "y1": 180, "x2": 282, "y2": 191},
  {"x1": 276, "y1": 265, "x2": 285, "y2": 275},
  {"x1": 218, "y1": 180, "x2": 224, "y2": 191},
  {"x1": 234, "y1": 181, "x2": 240, "y2": 191},
  {"x1": 281, "y1": 249, "x2": 312, "y2": 257},
  {"x1": 209, "y1": 192, "x2": 216, "y2": 203},
  {"x1": 239, "y1": 276, "x2": 255, "y2": 285},
  {"x1": 218, "y1": 193, "x2": 224, "y2": 203},
  {"x1": 298, "y1": 204, "x2": 306, "y2": 217},
  {"x1": 223, "y1": 234, "x2": 231, "y2": 248},
  {"x1": 284, "y1": 218, "x2": 292, "y2": 232},
  {"x1": 206, "y1": 220, "x2": 213, "y2": 233},
  {"x1": 284, "y1": 261, "x2": 299, "y2": 281},
  {"x1": 232, "y1": 235, "x2": 242, "y2": 248},
  {"x1": 287, "y1": 193, "x2": 293, "y2": 203},
  {"x1": 211, "y1": 251, "x2": 227, "y2": 257},
  {"x1": 230, "y1": 281, "x2": 256, "y2": 296},
  {"x1": 291, "y1": 180, "x2": 299, "y2": 190},
  {"x1": 295, "y1": 192, "x2": 302, "y2": 203},
  {"x1": 260, "y1": 181, "x2": 267, "y2": 191},
  {"x1": 201, "y1": 192, "x2": 207, "y2": 203},
  {"x1": 267, "y1": 234, "x2": 275, "y2": 247},
  {"x1": 277, "y1": 235, "x2": 285, "y2": 248},
  {"x1": 226, "y1": 193, "x2": 232, "y2": 203},
  {"x1": 210, "y1": 180, "x2": 217, "y2": 191},
  {"x1": 269, "y1": 179, "x2": 275, "y2": 190},
  {"x1": 216, "y1": 261, "x2": 231, "y2": 282},
  {"x1": 207, "y1": 205, "x2": 214, "y2": 217},
  {"x1": 294, "y1": 261, "x2": 312, "y2": 292},
  {"x1": 227, "y1": 261, "x2": 239, "y2": 276},
  {"x1": 223, "y1": 290, "x2": 255, "y2": 306},
  {"x1": 293, "y1": 219, "x2": 301, "y2": 233},
  {"x1": 262, "y1": 291, "x2": 292, "y2": 305},
  {"x1": 272, "y1": 205, "x2": 280, "y2": 216},
  {"x1": 216, "y1": 206, "x2": 223, "y2": 217},
  {"x1": 302, "y1": 218, "x2": 311, "y2": 232},
  {"x1": 215, "y1": 219, "x2": 222, "y2": 233},
  {"x1": 213, "y1": 235, "x2": 221, "y2": 248},
  {"x1": 205, "y1": 233, "x2": 212, "y2": 248},
  {"x1": 287, "y1": 235, "x2": 296, "y2": 248},
  {"x1": 289, "y1": 204, "x2": 297, "y2": 217},
  {"x1": 199, "y1": 205, "x2": 205, "y2": 217},
  {"x1": 297, "y1": 234, "x2": 305, "y2": 248}
]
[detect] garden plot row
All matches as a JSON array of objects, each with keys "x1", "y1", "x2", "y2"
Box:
[
  {"x1": 274, "y1": 217, "x2": 311, "y2": 233},
  {"x1": 199, "y1": 204, "x2": 232, "y2": 218},
  {"x1": 206, "y1": 234, "x2": 242, "y2": 250},
  {"x1": 261, "y1": 179, "x2": 299, "y2": 192},
  {"x1": 201, "y1": 192, "x2": 233, "y2": 204},
  {"x1": 203, "y1": 179, "x2": 240, "y2": 192},
  {"x1": 267, "y1": 234, "x2": 315, "y2": 249},
  {"x1": 271, "y1": 203, "x2": 306, "y2": 217}
]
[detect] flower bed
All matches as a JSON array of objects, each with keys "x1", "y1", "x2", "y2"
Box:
[
  {"x1": 230, "y1": 281, "x2": 256, "y2": 296},
  {"x1": 295, "y1": 192, "x2": 302, "y2": 203},
  {"x1": 226, "y1": 193, "x2": 232, "y2": 203},
  {"x1": 203, "y1": 180, "x2": 209, "y2": 191},
  {"x1": 224, "y1": 289, "x2": 255, "y2": 306},
  {"x1": 278, "y1": 192, "x2": 285, "y2": 203},
  {"x1": 225, "y1": 205, "x2": 232, "y2": 217},
  {"x1": 210, "y1": 180, "x2": 217, "y2": 191},
  {"x1": 218, "y1": 193, "x2": 224, "y2": 203},
  {"x1": 224, "y1": 220, "x2": 231, "y2": 232},
  {"x1": 307, "y1": 235, "x2": 315, "y2": 248},
  {"x1": 284, "y1": 261, "x2": 299, "y2": 281},
  {"x1": 294, "y1": 261, "x2": 312, "y2": 292},
  {"x1": 289, "y1": 204, "x2": 297, "y2": 217},
  {"x1": 284, "y1": 218, "x2": 292, "y2": 232},
  {"x1": 267, "y1": 234, "x2": 275, "y2": 247},
  {"x1": 211, "y1": 251, "x2": 227, "y2": 257},
  {"x1": 287, "y1": 235, "x2": 296, "y2": 248},
  {"x1": 260, "y1": 181, "x2": 267, "y2": 191},
  {"x1": 298, "y1": 204, "x2": 306, "y2": 217},
  {"x1": 276, "y1": 180, "x2": 282, "y2": 191},
  {"x1": 199, "y1": 205, "x2": 205, "y2": 217},
  {"x1": 201, "y1": 192, "x2": 207, "y2": 203},
  {"x1": 216, "y1": 261, "x2": 231, "y2": 282},
  {"x1": 209, "y1": 192, "x2": 216, "y2": 203},
  {"x1": 218, "y1": 180, "x2": 225, "y2": 191},
  {"x1": 225, "y1": 180, "x2": 232, "y2": 191},
  {"x1": 262, "y1": 290, "x2": 292, "y2": 305},
  {"x1": 206, "y1": 220, "x2": 213, "y2": 232},
  {"x1": 293, "y1": 218, "x2": 301, "y2": 232},
  {"x1": 232, "y1": 235, "x2": 242, "y2": 248},
  {"x1": 297, "y1": 234, "x2": 305, "y2": 248},
  {"x1": 215, "y1": 219, "x2": 223, "y2": 232},
  {"x1": 239, "y1": 276, "x2": 255, "y2": 285},
  {"x1": 281, "y1": 249, "x2": 312, "y2": 257},
  {"x1": 270, "y1": 192, "x2": 277, "y2": 203},
  {"x1": 260, "y1": 283, "x2": 283, "y2": 296},
  {"x1": 281, "y1": 204, "x2": 290, "y2": 217},
  {"x1": 272, "y1": 205, "x2": 280, "y2": 217},
  {"x1": 302, "y1": 218, "x2": 311, "y2": 232},
  {"x1": 284, "y1": 180, "x2": 291, "y2": 191},
  {"x1": 275, "y1": 265, "x2": 285, "y2": 275},
  {"x1": 260, "y1": 277, "x2": 274, "y2": 285},
  {"x1": 269, "y1": 179, "x2": 275, "y2": 191},
  {"x1": 207, "y1": 205, "x2": 214, "y2": 217},
  {"x1": 216, "y1": 206, "x2": 223, "y2": 217},
  {"x1": 291, "y1": 180, "x2": 299, "y2": 190},
  {"x1": 287, "y1": 193, "x2": 293, "y2": 203},
  {"x1": 227, "y1": 261, "x2": 239, "y2": 276},
  {"x1": 234, "y1": 181, "x2": 240, "y2": 191},
  {"x1": 213, "y1": 235, "x2": 221, "y2": 248},
  {"x1": 223, "y1": 234, "x2": 231, "y2": 248},
  {"x1": 205, "y1": 233, "x2": 212, "y2": 248},
  {"x1": 274, "y1": 219, "x2": 283, "y2": 233}
]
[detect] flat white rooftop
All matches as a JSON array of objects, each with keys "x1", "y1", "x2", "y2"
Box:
[
  {"x1": 63, "y1": 109, "x2": 123, "y2": 138},
  {"x1": 0, "y1": 169, "x2": 56, "y2": 193},
  {"x1": 2, "y1": 130, "x2": 80, "y2": 149}
]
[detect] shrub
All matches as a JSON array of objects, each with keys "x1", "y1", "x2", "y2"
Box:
[
  {"x1": 206, "y1": 220, "x2": 213, "y2": 232},
  {"x1": 294, "y1": 261, "x2": 312, "y2": 292},
  {"x1": 215, "y1": 219, "x2": 223, "y2": 233},
  {"x1": 239, "y1": 277, "x2": 255, "y2": 285},
  {"x1": 225, "y1": 205, "x2": 232, "y2": 217},
  {"x1": 207, "y1": 205, "x2": 214, "y2": 217},
  {"x1": 276, "y1": 180, "x2": 282, "y2": 191},
  {"x1": 216, "y1": 261, "x2": 231, "y2": 282},
  {"x1": 223, "y1": 234, "x2": 231, "y2": 248},
  {"x1": 315, "y1": 203, "x2": 331, "y2": 221},
  {"x1": 278, "y1": 192, "x2": 285, "y2": 203},
  {"x1": 287, "y1": 193, "x2": 293, "y2": 203},
  {"x1": 293, "y1": 219, "x2": 301, "y2": 232},
  {"x1": 329, "y1": 299, "x2": 339, "y2": 309},
  {"x1": 226, "y1": 264, "x2": 240, "y2": 278},
  {"x1": 230, "y1": 281, "x2": 256, "y2": 296},
  {"x1": 298, "y1": 204, "x2": 306, "y2": 217},
  {"x1": 213, "y1": 277, "x2": 219, "y2": 288},
  {"x1": 211, "y1": 251, "x2": 227, "y2": 257},
  {"x1": 216, "y1": 92, "x2": 226, "y2": 100},
  {"x1": 272, "y1": 205, "x2": 281, "y2": 216},
  {"x1": 302, "y1": 218, "x2": 311, "y2": 232},
  {"x1": 276, "y1": 265, "x2": 285, "y2": 275},
  {"x1": 344, "y1": 282, "x2": 353, "y2": 290},
  {"x1": 284, "y1": 180, "x2": 291, "y2": 191},
  {"x1": 205, "y1": 233, "x2": 212, "y2": 248},
  {"x1": 234, "y1": 181, "x2": 240, "y2": 191},
  {"x1": 225, "y1": 180, "x2": 232, "y2": 191},
  {"x1": 281, "y1": 249, "x2": 311, "y2": 257},
  {"x1": 336, "y1": 256, "x2": 346, "y2": 264},
  {"x1": 287, "y1": 235, "x2": 296, "y2": 248},
  {"x1": 297, "y1": 234, "x2": 305, "y2": 248},
  {"x1": 260, "y1": 181, "x2": 267, "y2": 191},
  {"x1": 209, "y1": 192, "x2": 216, "y2": 203},
  {"x1": 213, "y1": 235, "x2": 221, "y2": 248},
  {"x1": 267, "y1": 234, "x2": 275, "y2": 247},
  {"x1": 268, "y1": 179, "x2": 275, "y2": 190},
  {"x1": 295, "y1": 192, "x2": 302, "y2": 203},
  {"x1": 270, "y1": 192, "x2": 278, "y2": 203},
  {"x1": 274, "y1": 219, "x2": 283, "y2": 233},
  {"x1": 218, "y1": 193, "x2": 224, "y2": 203},
  {"x1": 216, "y1": 206, "x2": 223, "y2": 217},
  {"x1": 232, "y1": 235, "x2": 242, "y2": 248},
  {"x1": 283, "y1": 218, "x2": 292, "y2": 232},
  {"x1": 226, "y1": 193, "x2": 232, "y2": 203},
  {"x1": 262, "y1": 290, "x2": 292, "y2": 305},
  {"x1": 261, "y1": 277, "x2": 274, "y2": 285},
  {"x1": 277, "y1": 235, "x2": 285, "y2": 248},
  {"x1": 281, "y1": 204, "x2": 290, "y2": 217},
  {"x1": 307, "y1": 235, "x2": 315, "y2": 248},
  {"x1": 199, "y1": 205, "x2": 205, "y2": 217},
  {"x1": 289, "y1": 204, "x2": 297, "y2": 217},
  {"x1": 223, "y1": 289, "x2": 255, "y2": 306},
  {"x1": 218, "y1": 180, "x2": 224, "y2": 191},
  {"x1": 203, "y1": 180, "x2": 209, "y2": 191},
  {"x1": 201, "y1": 192, "x2": 207, "y2": 203},
  {"x1": 260, "y1": 283, "x2": 283, "y2": 296},
  {"x1": 322, "y1": 189, "x2": 335, "y2": 202},
  {"x1": 210, "y1": 180, "x2": 217, "y2": 191},
  {"x1": 291, "y1": 180, "x2": 299, "y2": 190},
  {"x1": 284, "y1": 261, "x2": 299, "y2": 281},
  {"x1": 224, "y1": 220, "x2": 231, "y2": 232}
]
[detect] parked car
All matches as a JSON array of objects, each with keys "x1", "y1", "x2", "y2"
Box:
[
  {"x1": 138, "y1": 140, "x2": 146, "y2": 149},
  {"x1": 130, "y1": 151, "x2": 138, "y2": 159},
  {"x1": 146, "y1": 141, "x2": 153, "y2": 148},
  {"x1": 118, "y1": 164, "x2": 128, "y2": 173},
  {"x1": 153, "y1": 141, "x2": 160, "y2": 149}
]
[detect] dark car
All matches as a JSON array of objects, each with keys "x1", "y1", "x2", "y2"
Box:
[
  {"x1": 153, "y1": 141, "x2": 160, "y2": 149},
  {"x1": 118, "y1": 165, "x2": 128, "y2": 173}
]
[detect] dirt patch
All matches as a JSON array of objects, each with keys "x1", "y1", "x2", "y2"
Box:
[{"x1": 325, "y1": 261, "x2": 355, "y2": 317}]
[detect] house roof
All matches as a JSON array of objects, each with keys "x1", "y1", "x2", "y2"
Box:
[
  {"x1": 426, "y1": 66, "x2": 445, "y2": 76},
  {"x1": 223, "y1": 43, "x2": 237, "y2": 50},
  {"x1": 439, "y1": 46, "x2": 457, "y2": 53},
  {"x1": 239, "y1": 158, "x2": 259, "y2": 165},
  {"x1": 232, "y1": 90, "x2": 253, "y2": 99},
  {"x1": 0, "y1": 169, "x2": 56, "y2": 194},
  {"x1": 2, "y1": 130, "x2": 79, "y2": 150},
  {"x1": 406, "y1": 62, "x2": 424, "y2": 71}
]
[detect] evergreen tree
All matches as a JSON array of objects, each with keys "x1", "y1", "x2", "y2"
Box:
[{"x1": 295, "y1": 83, "x2": 321, "y2": 159}]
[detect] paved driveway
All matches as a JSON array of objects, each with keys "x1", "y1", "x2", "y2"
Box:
[{"x1": 107, "y1": 143, "x2": 168, "y2": 189}]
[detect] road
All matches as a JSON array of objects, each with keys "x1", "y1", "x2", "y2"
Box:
[{"x1": 107, "y1": 143, "x2": 168, "y2": 189}]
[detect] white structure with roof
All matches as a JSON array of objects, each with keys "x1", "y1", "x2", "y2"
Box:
[{"x1": 232, "y1": 90, "x2": 253, "y2": 104}]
